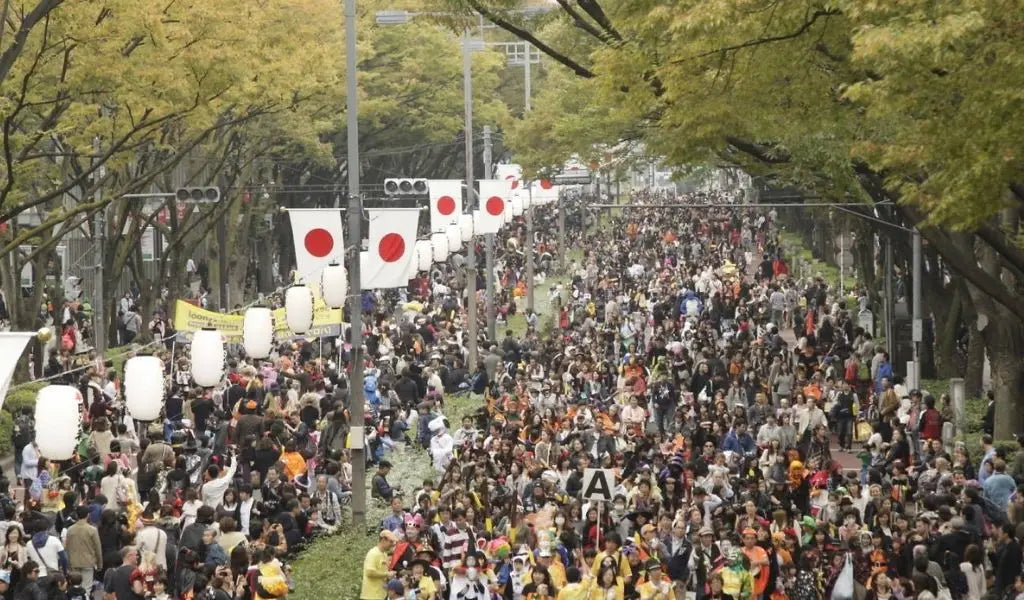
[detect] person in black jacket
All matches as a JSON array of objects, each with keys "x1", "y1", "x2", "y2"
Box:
[{"x1": 989, "y1": 523, "x2": 1022, "y2": 598}]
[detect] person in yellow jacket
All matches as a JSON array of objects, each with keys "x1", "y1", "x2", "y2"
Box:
[
  {"x1": 637, "y1": 560, "x2": 673, "y2": 600},
  {"x1": 591, "y1": 533, "x2": 632, "y2": 584},
  {"x1": 531, "y1": 548, "x2": 567, "y2": 589},
  {"x1": 361, "y1": 530, "x2": 399, "y2": 600}
]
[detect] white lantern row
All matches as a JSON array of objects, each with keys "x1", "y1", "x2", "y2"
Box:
[
  {"x1": 321, "y1": 263, "x2": 348, "y2": 309},
  {"x1": 34, "y1": 386, "x2": 81, "y2": 460},
  {"x1": 285, "y1": 285, "x2": 314, "y2": 334},
  {"x1": 191, "y1": 329, "x2": 225, "y2": 387},
  {"x1": 415, "y1": 240, "x2": 433, "y2": 272},
  {"x1": 431, "y1": 232, "x2": 449, "y2": 263},
  {"x1": 243, "y1": 307, "x2": 274, "y2": 359},
  {"x1": 124, "y1": 355, "x2": 165, "y2": 421}
]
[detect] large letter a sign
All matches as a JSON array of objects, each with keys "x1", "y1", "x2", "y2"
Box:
[{"x1": 581, "y1": 468, "x2": 615, "y2": 502}]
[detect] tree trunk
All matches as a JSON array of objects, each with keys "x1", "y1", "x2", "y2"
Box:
[
  {"x1": 931, "y1": 285, "x2": 962, "y2": 379},
  {"x1": 983, "y1": 321, "x2": 1024, "y2": 440}
]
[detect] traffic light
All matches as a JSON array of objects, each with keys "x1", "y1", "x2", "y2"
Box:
[
  {"x1": 383, "y1": 178, "x2": 428, "y2": 196},
  {"x1": 175, "y1": 186, "x2": 220, "y2": 203}
]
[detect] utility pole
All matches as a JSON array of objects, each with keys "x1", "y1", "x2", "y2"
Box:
[
  {"x1": 523, "y1": 43, "x2": 532, "y2": 112},
  {"x1": 344, "y1": 0, "x2": 367, "y2": 527},
  {"x1": 482, "y1": 125, "x2": 496, "y2": 342},
  {"x1": 911, "y1": 228, "x2": 922, "y2": 388},
  {"x1": 92, "y1": 136, "x2": 107, "y2": 355},
  {"x1": 557, "y1": 190, "x2": 566, "y2": 271},
  {"x1": 883, "y1": 235, "x2": 894, "y2": 360},
  {"x1": 217, "y1": 175, "x2": 229, "y2": 310},
  {"x1": 525, "y1": 184, "x2": 535, "y2": 313},
  {"x1": 462, "y1": 29, "x2": 479, "y2": 368}
]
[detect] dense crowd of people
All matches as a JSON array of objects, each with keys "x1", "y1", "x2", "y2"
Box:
[
  {"x1": 5, "y1": 187, "x2": 1024, "y2": 600},
  {"x1": 358, "y1": 191, "x2": 1024, "y2": 600}
]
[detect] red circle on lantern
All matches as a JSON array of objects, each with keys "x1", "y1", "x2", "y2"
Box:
[
  {"x1": 378, "y1": 233, "x2": 406, "y2": 262},
  {"x1": 540, "y1": 179, "x2": 553, "y2": 190},
  {"x1": 437, "y1": 196, "x2": 456, "y2": 215},
  {"x1": 304, "y1": 228, "x2": 334, "y2": 257},
  {"x1": 485, "y1": 196, "x2": 505, "y2": 216}
]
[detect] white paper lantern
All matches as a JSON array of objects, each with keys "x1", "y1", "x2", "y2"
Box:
[
  {"x1": 285, "y1": 285, "x2": 314, "y2": 334},
  {"x1": 446, "y1": 224, "x2": 462, "y2": 252},
  {"x1": 416, "y1": 240, "x2": 433, "y2": 272},
  {"x1": 34, "y1": 386, "x2": 81, "y2": 460},
  {"x1": 243, "y1": 307, "x2": 274, "y2": 359},
  {"x1": 321, "y1": 263, "x2": 348, "y2": 309},
  {"x1": 511, "y1": 195, "x2": 524, "y2": 217},
  {"x1": 431, "y1": 232, "x2": 449, "y2": 263},
  {"x1": 460, "y1": 213, "x2": 475, "y2": 242},
  {"x1": 191, "y1": 329, "x2": 225, "y2": 387},
  {"x1": 124, "y1": 355, "x2": 165, "y2": 421}
]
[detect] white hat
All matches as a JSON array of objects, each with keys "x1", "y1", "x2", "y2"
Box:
[{"x1": 428, "y1": 417, "x2": 446, "y2": 433}]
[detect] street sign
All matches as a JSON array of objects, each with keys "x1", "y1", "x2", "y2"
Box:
[
  {"x1": 858, "y1": 309, "x2": 873, "y2": 334},
  {"x1": 836, "y1": 250, "x2": 854, "y2": 268},
  {"x1": 581, "y1": 468, "x2": 615, "y2": 502},
  {"x1": 554, "y1": 167, "x2": 591, "y2": 185},
  {"x1": 838, "y1": 233, "x2": 854, "y2": 250}
]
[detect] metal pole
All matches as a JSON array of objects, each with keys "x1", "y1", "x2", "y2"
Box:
[
  {"x1": 217, "y1": 209, "x2": 229, "y2": 310},
  {"x1": 839, "y1": 232, "x2": 845, "y2": 296},
  {"x1": 344, "y1": 0, "x2": 367, "y2": 527},
  {"x1": 523, "y1": 43, "x2": 532, "y2": 112},
  {"x1": 884, "y1": 235, "x2": 894, "y2": 360},
  {"x1": 483, "y1": 126, "x2": 496, "y2": 342},
  {"x1": 558, "y1": 190, "x2": 566, "y2": 271},
  {"x1": 93, "y1": 136, "x2": 107, "y2": 355},
  {"x1": 526, "y1": 184, "x2": 535, "y2": 313},
  {"x1": 912, "y1": 228, "x2": 922, "y2": 387},
  {"x1": 462, "y1": 29, "x2": 479, "y2": 368}
]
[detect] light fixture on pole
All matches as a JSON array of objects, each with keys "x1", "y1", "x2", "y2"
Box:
[
  {"x1": 285, "y1": 285, "x2": 314, "y2": 334},
  {"x1": 321, "y1": 263, "x2": 348, "y2": 309},
  {"x1": 445, "y1": 223, "x2": 462, "y2": 252},
  {"x1": 191, "y1": 329, "x2": 226, "y2": 387},
  {"x1": 34, "y1": 386, "x2": 81, "y2": 460},
  {"x1": 124, "y1": 355, "x2": 165, "y2": 421},
  {"x1": 431, "y1": 232, "x2": 449, "y2": 263},
  {"x1": 242, "y1": 307, "x2": 274, "y2": 359},
  {"x1": 460, "y1": 213, "x2": 475, "y2": 242},
  {"x1": 415, "y1": 240, "x2": 433, "y2": 272}
]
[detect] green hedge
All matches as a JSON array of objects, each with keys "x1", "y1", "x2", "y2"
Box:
[{"x1": 1, "y1": 382, "x2": 47, "y2": 458}]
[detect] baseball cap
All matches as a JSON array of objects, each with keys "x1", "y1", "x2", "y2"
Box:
[
  {"x1": 379, "y1": 530, "x2": 400, "y2": 542},
  {"x1": 387, "y1": 579, "x2": 405, "y2": 595}
]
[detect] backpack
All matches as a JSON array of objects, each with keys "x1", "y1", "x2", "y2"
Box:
[{"x1": 857, "y1": 362, "x2": 871, "y2": 381}]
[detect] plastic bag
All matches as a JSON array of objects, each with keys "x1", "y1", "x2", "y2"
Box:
[{"x1": 832, "y1": 553, "x2": 854, "y2": 600}]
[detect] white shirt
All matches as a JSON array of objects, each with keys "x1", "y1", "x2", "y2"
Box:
[
  {"x1": 27, "y1": 535, "x2": 64, "y2": 576},
  {"x1": 201, "y1": 459, "x2": 239, "y2": 508},
  {"x1": 430, "y1": 432, "x2": 454, "y2": 473}
]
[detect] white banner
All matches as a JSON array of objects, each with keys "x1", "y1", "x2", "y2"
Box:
[
  {"x1": 476, "y1": 179, "x2": 509, "y2": 234},
  {"x1": 363, "y1": 208, "x2": 420, "y2": 289},
  {"x1": 428, "y1": 179, "x2": 462, "y2": 232},
  {"x1": 0, "y1": 333, "x2": 35, "y2": 411}
]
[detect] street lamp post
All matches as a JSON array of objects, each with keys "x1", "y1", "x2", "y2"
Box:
[{"x1": 344, "y1": 0, "x2": 368, "y2": 528}]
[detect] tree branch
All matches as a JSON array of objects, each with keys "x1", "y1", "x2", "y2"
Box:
[
  {"x1": 463, "y1": 0, "x2": 595, "y2": 78},
  {"x1": 671, "y1": 8, "x2": 841, "y2": 64}
]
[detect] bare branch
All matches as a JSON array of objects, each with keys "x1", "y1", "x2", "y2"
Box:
[{"x1": 671, "y1": 8, "x2": 841, "y2": 64}]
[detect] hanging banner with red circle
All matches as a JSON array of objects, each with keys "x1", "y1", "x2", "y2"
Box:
[
  {"x1": 427, "y1": 179, "x2": 463, "y2": 233},
  {"x1": 288, "y1": 209, "x2": 345, "y2": 283},
  {"x1": 495, "y1": 163, "x2": 522, "y2": 191},
  {"x1": 476, "y1": 179, "x2": 510, "y2": 235},
  {"x1": 363, "y1": 207, "x2": 420, "y2": 289}
]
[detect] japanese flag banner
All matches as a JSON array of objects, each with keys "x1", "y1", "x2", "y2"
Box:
[
  {"x1": 531, "y1": 178, "x2": 558, "y2": 206},
  {"x1": 494, "y1": 163, "x2": 523, "y2": 192},
  {"x1": 362, "y1": 208, "x2": 420, "y2": 289},
  {"x1": 428, "y1": 179, "x2": 462, "y2": 232},
  {"x1": 289, "y1": 209, "x2": 345, "y2": 282},
  {"x1": 476, "y1": 179, "x2": 510, "y2": 235}
]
